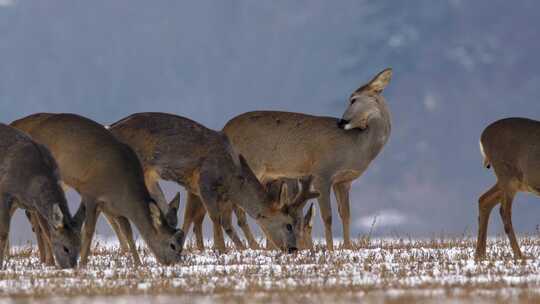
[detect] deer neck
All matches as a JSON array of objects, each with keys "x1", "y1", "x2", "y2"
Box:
[
  {"x1": 229, "y1": 182, "x2": 270, "y2": 219},
  {"x1": 352, "y1": 111, "x2": 391, "y2": 162},
  {"x1": 130, "y1": 207, "x2": 162, "y2": 243}
]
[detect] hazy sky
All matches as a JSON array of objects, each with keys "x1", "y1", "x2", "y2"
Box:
[{"x1": 1, "y1": 1, "x2": 540, "y2": 244}]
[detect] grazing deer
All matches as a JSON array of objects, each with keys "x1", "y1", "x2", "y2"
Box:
[
  {"x1": 476, "y1": 117, "x2": 540, "y2": 260},
  {"x1": 11, "y1": 113, "x2": 185, "y2": 266},
  {"x1": 183, "y1": 176, "x2": 319, "y2": 250},
  {"x1": 109, "y1": 112, "x2": 301, "y2": 253},
  {"x1": 223, "y1": 68, "x2": 393, "y2": 250},
  {"x1": 0, "y1": 123, "x2": 83, "y2": 268}
]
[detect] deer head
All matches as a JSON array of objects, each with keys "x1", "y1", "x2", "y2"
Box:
[
  {"x1": 262, "y1": 176, "x2": 320, "y2": 251},
  {"x1": 338, "y1": 68, "x2": 392, "y2": 130},
  {"x1": 28, "y1": 175, "x2": 81, "y2": 268}
]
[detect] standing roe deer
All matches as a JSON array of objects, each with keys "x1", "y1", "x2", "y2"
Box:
[
  {"x1": 0, "y1": 123, "x2": 83, "y2": 268},
  {"x1": 108, "y1": 112, "x2": 301, "y2": 253},
  {"x1": 11, "y1": 113, "x2": 185, "y2": 266},
  {"x1": 476, "y1": 117, "x2": 540, "y2": 260},
  {"x1": 223, "y1": 68, "x2": 392, "y2": 250}
]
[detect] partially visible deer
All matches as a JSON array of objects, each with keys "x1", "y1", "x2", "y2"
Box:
[
  {"x1": 109, "y1": 112, "x2": 301, "y2": 253},
  {"x1": 0, "y1": 123, "x2": 83, "y2": 268},
  {"x1": 223, "y1": 68, "x2": 393, "y2": 250},
  {"x1": 11, "y1": 113, "x2": 185, "y2": 266},
  {"x1": 183, "y1": 176, "x2": 319, "y2": 250},
  {"x1": 476, "y1": 117, "x2": 540, "y2": 260}
]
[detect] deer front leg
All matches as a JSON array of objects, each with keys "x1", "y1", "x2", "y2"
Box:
[
  {"x1": 182, "y1": 192, "x2": 206, "y2": 250},
  {"x1": 221, "y1": 202, "x2": 246, "y2": 250},
  {"x1": 334, "y1": 181, "x2": 352, "y2": 249},
  {"x1": 35, "y1": 214, "x2": 56, "y2": 266},
  {"x1": 25, "y1": 211, "x2": 47, "y2": 263},
  {"x1": 0, "y1": 195, "x2": 13, "y2": 268},
  {"x1": 315, "y1": 181, "x2": 333, "y2": 251},
  {"x1": 113, "y1": 216, "x2": 141, "y2": 267},
  {"x1": 79, "y1": 199, "x2": 99, "y2": 267},
  {"x1": 104, "y1": 213, "x2": 130, "y2": 253},
  {"x1": 233, "y1": 205, "x2": 260, "y2": 249},
  {"x1": 475, "y1": 184, "x2": 501, "y2": 260},
  {"x1": 499, "y1": 191, "x2": 522, "y2": 259},
  {"x1": 198, "y1": 191, "x2": 226, "y2": 251}
]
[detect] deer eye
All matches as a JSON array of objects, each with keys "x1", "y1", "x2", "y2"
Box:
[{"x1": 286, "y1": 224, "x2": 293, "y2": 232}]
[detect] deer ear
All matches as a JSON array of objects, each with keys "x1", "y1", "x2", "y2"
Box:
[
  {"x1": 366, "y1": 68, "x2": 392, "y2": 93},
  {"x1": 149, "y1": 202, "x2": 162, "y2": 230},
  {"x1": 73, "y1": 203, "x2": 86, "y2": 231},
  {"x1": 304, "y1": 203, "x2": 315, "y2": 228},
  {"x1": 52, "y1": 204, "x2": 64, "y2": 229},
  {"x1": 271, "y1": 182, "x2": 288, "y2": 211},
  {"x1": 165, "y1": 192, "x2": 180, "y2": 228},
  {"x1": 169, "y1": 192, "x2": 181, "y2": 212}
]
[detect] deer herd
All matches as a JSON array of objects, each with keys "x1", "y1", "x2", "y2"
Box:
[{"x1": 0, "y1": 68, "x2": 537, "y2": 269}]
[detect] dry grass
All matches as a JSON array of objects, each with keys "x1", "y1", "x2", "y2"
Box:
[{"x1": 1, "y1": 236, "x2": 540, "y2": 303}]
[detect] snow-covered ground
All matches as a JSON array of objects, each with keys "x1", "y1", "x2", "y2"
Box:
[{"x1": 1, "y1": 237, "x2": 540, "y2": 303}]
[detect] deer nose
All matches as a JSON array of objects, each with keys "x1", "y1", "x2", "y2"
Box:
[
  {"x1": 288, "y1": 247, "x2": 298, "y2": 254},
  {"x1": 337, "y1": 119, "x2": 349, "y2": 129}
]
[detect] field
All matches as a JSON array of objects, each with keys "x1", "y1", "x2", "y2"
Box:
[{"x1": 2, "y1": 236, "x2": 540, "y2": 303}]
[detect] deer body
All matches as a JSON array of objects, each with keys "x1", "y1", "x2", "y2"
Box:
[
  {"x1": 223, "y1": 69, "x2": 393, "y2": 249},
  {"x1": 11, "y1": 113, "x2": 185, "y2": 266},
  {"x1": 0, "y1": 123, "x2": 82, "y2": 268},
  {"x1": 476, "y1": 117, "x2": 540, "y2": 259},
  {"x1": 109, "y1": 112, "x2": 300, "y2": 252}
]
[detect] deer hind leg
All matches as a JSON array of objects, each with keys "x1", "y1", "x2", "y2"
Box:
[
  {"x1": 104, "y1": 213, "x2": 129, "y2": 253},
  {"x1": 113, "y1": 216, "x2": 141, "y2": 267},
  {"x1": 221, "y1": 202, "x2": 246, "y2": 250},
  {"x1": 499, "y1": 190, "x2": 522, "y2": 259},
  {"x1": 182, "y1": 192, "x2": 206, "y2": 250},
  {"x1": 475, "y1": 183, "x2": 501, "y2": 260},
  {"x1": 333, "y1": 181, "x2": 352, "y2": 249},
  {"x1": 79, "y1": 199, "x2": 99, "y2": 267},
  {"x1": 234, "y1": 205, "x2": 260, "y2": 249},
  {"x1": 315, "y1": 181, "x2": 333, "y2": 251}
]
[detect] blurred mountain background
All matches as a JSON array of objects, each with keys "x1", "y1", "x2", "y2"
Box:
[{"x1": 1, "y1": 0, "x2": 539, "y2": 244}]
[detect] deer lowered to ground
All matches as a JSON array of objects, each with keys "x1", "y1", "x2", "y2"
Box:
[
  {"x1": 182, "y1": 176, "x2": 320, "y2": 250},
  {"x1": 109, "y1": 112, "x2": 302, "y2": 253},
  {"x1": 0, "y1": 123, "x2": 83, "y2": 268},
  {"x1": 11, "y1": 113, "x2": 185, "y2": 266}
]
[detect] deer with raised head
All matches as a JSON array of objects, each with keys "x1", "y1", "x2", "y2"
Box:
[
  {"x1": 0, "y1": 123, "x2": 83, "y2": 268},
  {"x1": 11, "y1": 113, "x2": 185, "y2": 266},
  {"x1": 476, "y1": 117, "x2": 540, "y2": 260},
  {"x1": 223, "y1": 68, "x2": 393, "y2": 250},
  {"x1": 183, "y1": 176, "x2": 319, "y2": 250},
  {"x1": 108, "y1": 112, "x2": 301, "y2": 253}
]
